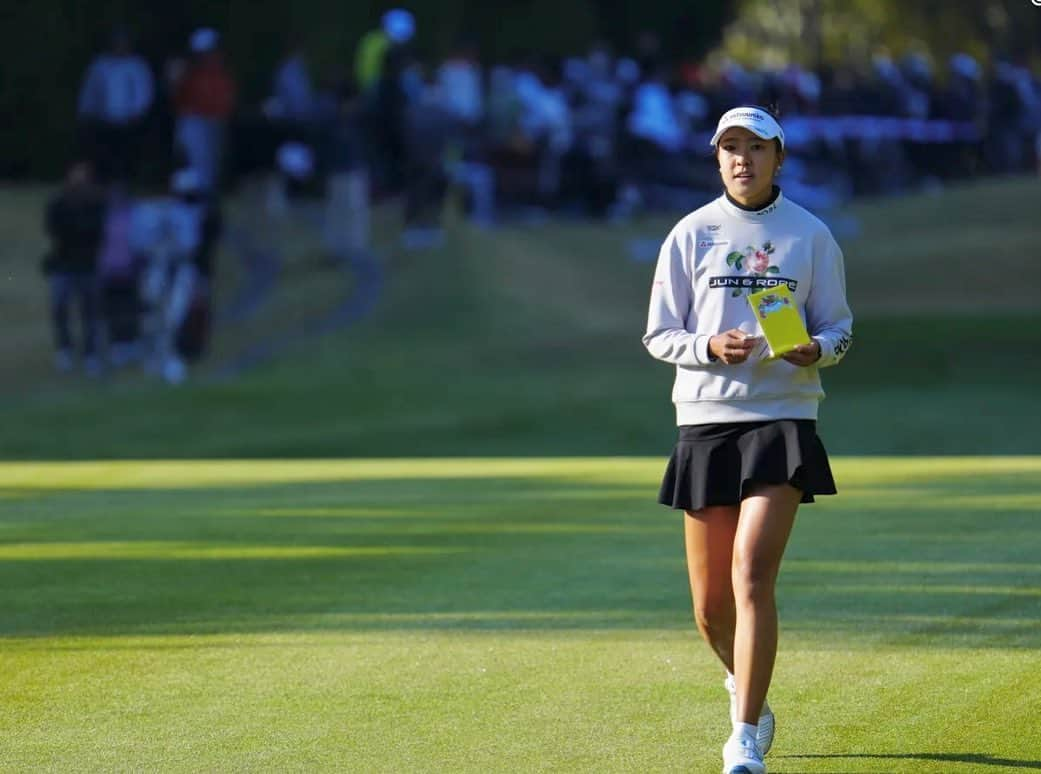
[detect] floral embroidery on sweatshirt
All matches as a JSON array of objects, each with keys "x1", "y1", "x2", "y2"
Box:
[{"x1": 725, "y1": 241, "x2": 780, "y2": 297}]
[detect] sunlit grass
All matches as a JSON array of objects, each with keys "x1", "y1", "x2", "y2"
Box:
[
  {"x1": 0, "y1": 542, "x2": 463, "y2": 560},
  {"x1": 1, "y1": 456, "x2": 1040, "y2": 771},
  {"x1": 5, "y1": 455, "x2": 1041, "y2": 490},
  {"x1": 786, "y1": 559, "x2": 1041, "y2": 575},
  {"x1": 0, "y1": 457, "x2": 662, "y2": 490},
  {"x1": 787, "y1": 583, "x2": 1041, "y2": 597}
]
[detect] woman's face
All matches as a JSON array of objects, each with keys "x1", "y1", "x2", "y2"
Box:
[{"x1": 716, "y1": 127, "x2": 784, "y2": 208}]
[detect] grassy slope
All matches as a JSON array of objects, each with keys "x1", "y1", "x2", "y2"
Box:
[
  {"x1": 1, "y1": 457, "x2": 1039, "y2": 772},
  {"x1": 3, "y1": 177, "x2": 1040, "y2": 458}
]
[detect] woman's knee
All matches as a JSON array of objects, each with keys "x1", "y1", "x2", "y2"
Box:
[
  {"x1": 731, "y1": 552, "x2": 780, "y2": 602},
  {"x1": 693, "y1": 593, "x2": 735, "y2": 634}
]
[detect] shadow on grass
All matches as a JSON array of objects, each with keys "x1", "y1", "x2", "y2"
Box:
[
  {"x1": 0, "y1": 470, "x2": 1039, "y2": 644},
  {"x1": 780, "y1": 752, "x2": 1041, "y2": 770}
]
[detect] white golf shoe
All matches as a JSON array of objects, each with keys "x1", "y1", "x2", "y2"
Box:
[
  {"x1": 725, "y1": 674, "x2": 776, "y2": 755},
  {"x1": 722, "y1": 732, "x2": 766, "y2": 774}
]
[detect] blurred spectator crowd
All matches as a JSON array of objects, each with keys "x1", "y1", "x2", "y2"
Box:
[
  {"x1": 43, "y1": 161, "x2": 220, "y2": 383},
  {"x1": 44, "y1": 10, "x2": 1041, "y2": 379}
]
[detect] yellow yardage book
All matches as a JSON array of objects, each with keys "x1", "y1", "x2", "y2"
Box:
[{"x1": 747, "y1": 285, "x2": 811, "y2": 358}]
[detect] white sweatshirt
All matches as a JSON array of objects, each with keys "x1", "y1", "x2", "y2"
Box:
[{"x1": 643, "y1": 190, "x2": 852, "y2": 425}]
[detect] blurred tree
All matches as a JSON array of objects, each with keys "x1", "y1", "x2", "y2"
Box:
[
  {"x1": 592, "y1": 0, "x2": 738, "y2": 60},
  {"x1": 718, "y1": 0, "x2": 1041, "y2": 72}
]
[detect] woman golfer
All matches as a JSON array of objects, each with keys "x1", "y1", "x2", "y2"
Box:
[{"x1": 643, "y1": 105, "x2": 852, "y2": 774}]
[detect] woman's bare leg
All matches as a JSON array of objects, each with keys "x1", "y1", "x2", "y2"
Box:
[
  {"x1": 731, "y1": 483, "x2": 801, "y2": 725},
  {"x1": 684, "y1": 505, "x2": 740, "y2": 671}
]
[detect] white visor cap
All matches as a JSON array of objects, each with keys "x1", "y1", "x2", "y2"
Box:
[{"x1": 710, "y1": 107, "x2": 785, "y2": 150}]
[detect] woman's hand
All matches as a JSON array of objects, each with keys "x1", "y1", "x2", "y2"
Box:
[
  {"x1": 708, "y1": 329, "x2": 761, "y2": 364},
  {"x1": 782, "y1": 340, "x2": 821, "y2": 367}
]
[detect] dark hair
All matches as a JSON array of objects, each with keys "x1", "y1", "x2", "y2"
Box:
[{"x1": 744, "y1": 102, "x2": 782, "y2": 120}]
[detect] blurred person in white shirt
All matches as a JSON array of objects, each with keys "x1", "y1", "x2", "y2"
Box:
[
  {"x1": 437, "y1": 40, "x2": 484, "y2": 127},
  {"x1": 437, "y1": 40, "x2": 495, "y2": 226},
  {"x1": 77, "y1": 27, "x2": 154, "y2": 182},
  {"x1": 627, "y1": 66, "x2": 685, "y2": 154},
  {"x1": 135, "y1": 169, "x2": 218, "y2": 383},
  {"x1": 515, "y1": 59, "x2": 573, "y2": 205},
  {"x1": 270, "y1": 41, "x2": 317, "y2": 125}
]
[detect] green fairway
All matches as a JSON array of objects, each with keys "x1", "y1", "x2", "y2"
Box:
[{"x1": 2, "y1": 457, "x2": 1039, "y2": 772}]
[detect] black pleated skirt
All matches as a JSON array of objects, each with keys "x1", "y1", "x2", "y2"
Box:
[{"x1": 658, "y1": 419, "x2": 836, "y2": 511}]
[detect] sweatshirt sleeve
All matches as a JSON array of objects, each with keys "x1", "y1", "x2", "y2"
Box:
[
  {"x1": 806, "y1": 231, "x2": 853, "y2": 368},
  {"x1": 642, "y1": 226, "x2": 715, "y2": 367}
]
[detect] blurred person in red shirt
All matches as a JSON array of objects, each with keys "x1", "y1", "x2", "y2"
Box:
[{"x1": 172, "y1": 28, "x2": 236, "y2": 191}]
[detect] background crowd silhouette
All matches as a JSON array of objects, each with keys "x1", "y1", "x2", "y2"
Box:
[{"x1": 40, "y1": 7, "x2": 1041, "y2": 381}]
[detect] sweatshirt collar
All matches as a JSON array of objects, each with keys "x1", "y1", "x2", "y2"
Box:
[{"x1": 718, "y1": 186, "x2": 783, "y2": 221}]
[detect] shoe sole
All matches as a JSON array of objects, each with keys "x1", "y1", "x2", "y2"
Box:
[{"x1": 722, "y1": 754, "x2": 766, "y2": 774}]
